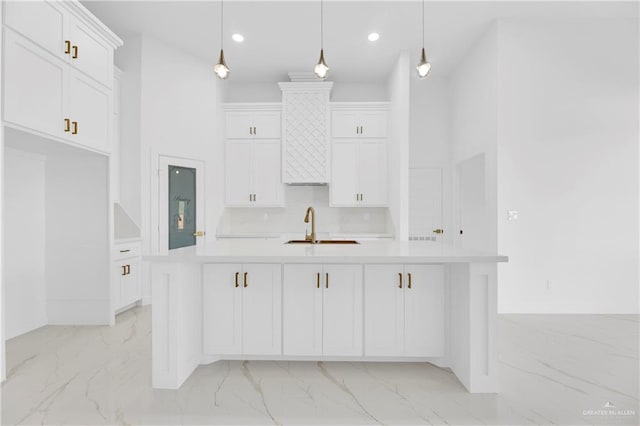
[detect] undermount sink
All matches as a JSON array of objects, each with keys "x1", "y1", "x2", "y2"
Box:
[{"x1": 285, "y1": 239, "x2": 359, "y2": 245}]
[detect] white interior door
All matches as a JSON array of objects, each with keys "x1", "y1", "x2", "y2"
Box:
[
  {"x1": 158, "y1": 156, "x2": 205, "y2": 252},
  {"x1": 409, "y1": 168, "x2": 443, "y2": 241},
  {"x1": 457, "y1": 154, "x2": 486, "y2": 251}
]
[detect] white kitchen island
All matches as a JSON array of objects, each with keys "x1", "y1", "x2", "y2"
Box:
[{"x1": 145, "y1": 240, "x2": 507, "y2": 393}]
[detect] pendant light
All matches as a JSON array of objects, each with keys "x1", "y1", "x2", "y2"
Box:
[
  {"x1": 214, "y1": 0, "x2": 230, "y2": 79},
  {"x1": 416, "y1": 0, "x2": 431, "y2": 79},
  {"x1": 313, "y1": 0, "x2": 329, "y2": 79}
]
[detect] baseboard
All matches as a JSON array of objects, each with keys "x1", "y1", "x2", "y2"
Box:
[{"x1": 47, "y1": 298, "x2": 110, "y2": 325}]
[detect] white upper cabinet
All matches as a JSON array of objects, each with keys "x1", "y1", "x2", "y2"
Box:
[
  {"x1": 332, "y1": 109, "x2": 388, "y2": 138},
  {"x1": 2, "y1": 0, "x2": 122, "y2": 153},
  {"x1": 224, "y1": 105, "x2": 284, "y2": 207},
  {"x1": 3, "y1": 29, "x2": 66, "y2": 139},
  {"x1": 68, "y1": 14, "x2": 113, "y2": 88},
  {"x1": 364, "y1": 264, "x2": 445, "y2": 357},
  {"x1": 225, "y1": 110, "x2": 281, "y2": 139},
  {"x1": 330, "y1": 103, "x2": 389, "y2": 207},
  {"x1": 283, "y1": 264, "x2": 363, "y2": 357},
  {"x1": 3, "y1": 0, "x2": 65, "y2": 59}
]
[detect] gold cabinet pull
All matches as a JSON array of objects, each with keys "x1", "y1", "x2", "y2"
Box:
[
  {"x1": 253, "y1": 127, "x2": 257, "y2": 135},
  {"x1": 64, "y1": 118, "x2": 70, "y2": 132},
  {"x1": 325, "y1": 273, "x2": 329, "y2": 288},
  {"x1": 71, "y1": 121, "x2": 78, "y2": 135},
  {"x1": 121, "y1": 265, "x2": 127, "y2": 276},
  {"x1": 398, "y1": 273, "x2": 403, "y2": 288},
  {"x1": 253, "y1": 194, "x2": 256, "y2": 202},
  {"x1": 72, "y1": 45, "x2": 78, "y2": 59},
  {"x1": 64, "y1": 40, "x2": 71, "y2": 54},
  {"x1": 235, "y1": 272, "x2": 239, "y2": 288},
  {"x1": 408, "y1": 273, "x2": 412, "y2": 289},
  {"x1": 316, "y1": 272, "x2": 320, "y2": 288},
  {"x1": 249, "y1": 127, "x2": 252, "y2": 135},
  {"x1": 243, "y1": 272, "x2": 248, "y2": 288}
]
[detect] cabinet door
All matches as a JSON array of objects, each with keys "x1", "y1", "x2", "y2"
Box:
[
  {"x1": 3, "y1": 30, "x2": 66, "y2": 139},
  {"x1": 322, "y1": 265, "x2": 363, "y2": 356},
  {"x1": 225, "y1": 112, "x2": 253, "y2": 139},
  {"x1": 225, "y1": 141, "x2": 253, "y2": 205},
  {"x1": 113, "y1": 263, "x2": 126, "y2": 310},
  {"x1": 242, "y1": 264, "x2": 282, "y2": 355},
  {"x1": 359, "y1": 141, "x2": 388, "y2": 206},
  {"x1": 252, "y1": 111, "x2": 281, "y2": 139},
  {"x1": 330, "y1": 141, "x2": 359, "y2": 206},
  {"x1": 68, "y1": 69, "x2": 111, "y2": 152},
  {"x1": 404, "y1": 265, "x2": 445, "y2": 357},
  {"x1": 331, "y1": 110, "x2": 359, "y2": 138},
  {"x1": 359, "y1": 111, "x2": 387, "y2": 138},
  {"x1": 203, "y1": 264, "x2": 242, "y2": 354},
  {"x1": 282, "y1": 265, "x2": 322, "y2": 356},
  {"x1": 4, "y1": 0, "x2": 65, "y2": 60},
  {"x1": 68, "y1": 16, "x2": 113, "y2": 87},
  {"x1": 364, "y1": 265, "x2": 404, "y2": 356},
  {"x1": 252, "y1": 141, "x2": 282, "y2": 206}
]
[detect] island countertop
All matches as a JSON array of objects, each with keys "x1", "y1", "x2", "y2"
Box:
[{"x1": 144, "y1": 239, "x2": 508, "y2": 264}]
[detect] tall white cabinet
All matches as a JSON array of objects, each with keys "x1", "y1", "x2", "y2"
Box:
[
  {"x1": 1, "y1": 0, "x2": 122, "y2": 330},
  {"x1": 330, "y1": 103, "x2": 389, "y2": 207},
  {"x1": 224, "y1": 104, "x2": 284, "y2": 207}
]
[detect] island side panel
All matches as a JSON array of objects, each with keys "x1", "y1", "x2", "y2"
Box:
[
  {"x1": 151, "y1": 262, "x2": 202, "y2": 389},
  {"x1": 448, "y1": 263, "x2": 498, "y2": 393}
]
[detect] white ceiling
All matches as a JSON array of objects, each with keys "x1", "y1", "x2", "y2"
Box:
[{"x1": 82, "y1": 1, "x2": 637, "y2": 83}]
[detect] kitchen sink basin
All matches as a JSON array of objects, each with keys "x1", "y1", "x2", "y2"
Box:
[{"x1": 285, "y1": 239, "x2": 359, "y2": 245}]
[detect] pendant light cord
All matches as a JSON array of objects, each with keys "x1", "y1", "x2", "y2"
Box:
[
  {"x1": 220, "y1": 0, "x2": 224, "y2": 49},
  {"x1": 422, "y1": 0, "x2": 425, "y2": 48},
  {"x1": 320, "y1": 0, "x2": 324, "y2": 49}
]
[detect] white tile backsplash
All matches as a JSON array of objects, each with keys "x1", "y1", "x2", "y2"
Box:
[{"x1": 218, "y1": 186, "x2": 391, "y2": 236}]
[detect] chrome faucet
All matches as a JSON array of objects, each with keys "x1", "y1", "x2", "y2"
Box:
[{"x1": 304, "y1": 206, "x2": 317, "y2": 243}]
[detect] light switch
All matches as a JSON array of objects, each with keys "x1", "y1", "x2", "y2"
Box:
[{"x1": 507, "y1": 210, "x2": 518, "y2": 221}]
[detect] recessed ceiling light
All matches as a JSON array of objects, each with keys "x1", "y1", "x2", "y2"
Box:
[
  {"x1": 368, "y1": 32, "x2": 380, "y2": 42},
  {"x1": 232, "y1": 33, "x2": 244, "y2": 43}
]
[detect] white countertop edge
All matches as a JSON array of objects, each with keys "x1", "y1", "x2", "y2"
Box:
[{"x1": 143, "y1": 255, "x2": 508, "y2": 264}]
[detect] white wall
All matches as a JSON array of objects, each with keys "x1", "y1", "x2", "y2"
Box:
[
  {"x1": 387, "y1": 51, "x2": 411, "y2": 240},
  {"x1": 138, "y1": 34, "x2": 224, "y2": 255},
  {"x1": 497, "y1": 19, "x2": 639, "y2": 314},
  {"x1": 450, "y1": 24, "x2": 499, "y2": 252},
  {"x1": 115, "y1": 34, "x2": 143, "y2": 226},
  {"x1": 4, "y1": 148, "x2": 47, "y2": 339}
]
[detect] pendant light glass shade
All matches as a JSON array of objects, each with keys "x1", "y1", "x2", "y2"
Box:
[
  {"x1": 314, "y1": 49, "x2": 329, "y2": 79},
  {"x1": 416, "y1": 47, "x2": 431, "y2": 79},
  {"x1": 214, "y1": 49, "x2": 229, "y2": 79}
]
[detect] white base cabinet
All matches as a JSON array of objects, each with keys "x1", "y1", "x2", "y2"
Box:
[
  {"x1": 283, "y1": 264, "x2": 363, "y2": 356},
  {"x1": 364, "y1": 264, "x2": 445, "y2": 357},
  {"x1": 203, "y1": 264, "x2": 282, "y2": 355},
  {"x1": 112, "y1": 240, "x2": 142, "y2": 312}
]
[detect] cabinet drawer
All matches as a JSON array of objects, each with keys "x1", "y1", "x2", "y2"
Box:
[{"x1": 113, "y1": 241, "x2": 141, "y2": 260}]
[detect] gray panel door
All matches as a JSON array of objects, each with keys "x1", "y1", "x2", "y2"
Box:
[{"x1": 168, "y1": 165, "x2": 196, "y2": 250}]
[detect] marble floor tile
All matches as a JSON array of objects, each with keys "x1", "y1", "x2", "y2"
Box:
[{"x1": 2, "y1": 307, "x2": 638, "y2": 425}]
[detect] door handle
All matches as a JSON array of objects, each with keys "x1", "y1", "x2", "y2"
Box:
[
  {"x1": 72, "y1": 45, "x2": 78, "y2": 59},
  {"x1": 398, "y1": 273, "x2": 403, "y2": 289},
  {"x1": 432, "y1": 229, "x2": 443, "y2": 234},
  {"x1": 243, "y1": 272, "x2": 248, "y2": 288},
  {"x1": 407, "y1": 273, "x2": 412, "y2": 289},
  {"x1": 71, "y1": 121, "x2": 78, "y2": 135},
  {"x1": 64, "y1": 118, "x2": 71, "y2": 132},
  {"x1": 316, "y1": 273, "x2": 320, "y2": 289},
  {"x1": 235, "y1": 272, "x2": 239, "y2": 288},
  {"x1": 325, "y1": 273, "x2": 329, "y2": 289},
  {"x1": 193, "y1": 231, "x2": 205, "y2": 237},
  {"x1": 64, "y1": 40, "x2": 71, "y2": 55}
]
